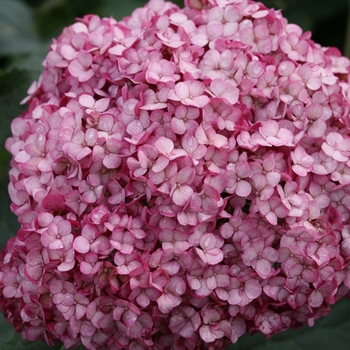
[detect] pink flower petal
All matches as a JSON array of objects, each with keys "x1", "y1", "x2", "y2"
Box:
[{"x1": 73, "y1": 236, "x2": 91, "y2": 254}]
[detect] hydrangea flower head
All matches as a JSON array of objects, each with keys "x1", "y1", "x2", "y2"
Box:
[{"x1": 2, "y1": 0, "x2": 350, "y2": 349}]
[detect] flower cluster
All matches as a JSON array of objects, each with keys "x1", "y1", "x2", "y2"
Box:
[{"x1": 1, "y1": 0, "x2": 350, "y2": 349}]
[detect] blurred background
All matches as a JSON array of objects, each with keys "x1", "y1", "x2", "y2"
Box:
[{"x1": 0, "y1": 0, "x2": 350, "y2": 349}]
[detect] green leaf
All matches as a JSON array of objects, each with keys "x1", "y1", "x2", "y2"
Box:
[
  {"x1": 97, "y1": 0, "x2": 184, "y2": 20},
  {"x1": 1, "y1": 312, "x2": 85, "y2": 350},
  {"x1": 97, "y1": 0, "x2": 149, "y2": 20},
  {"x1": 0, "y1": 68, "x2": 32, "y2": 249},
  {"x1": 226, "y1": 298, "x2": 350, "y2": 350},
  {"x1": 0, "y1": 314, "x2": 14, "y2": 349},
  {"x1": 2, "y1": 331, "x2": 63, "y2": 350},
  {"x1": 0, "y1": 162, "x2": 19, "y2": 250},
  {"x1": 1, "y1": 327, "x2": 87, "y2": 350},
  {"x1": 9, "y1": 46, "x2": 48, "y2": 82},
  {"x1": 260, "y1": 0, "x2": 348, "y2": 32},
  {"x1": 35, "y1": 0, "x2": 100, "y2": 41},
  {"x1": 0, "y1": 68, "x2": 33, "y2": 142},
  {"x1": 0, "y1": 0, "x2": 41, "y2": 56}
]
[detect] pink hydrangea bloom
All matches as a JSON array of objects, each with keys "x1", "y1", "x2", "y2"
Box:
[{"x1": 2, "y1": 0, "x2": 350, "y2": 349}]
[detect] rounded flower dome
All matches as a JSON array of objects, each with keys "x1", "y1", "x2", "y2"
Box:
[{"x1": 1, "y1": 0, "x2": 350, "y2": 349}]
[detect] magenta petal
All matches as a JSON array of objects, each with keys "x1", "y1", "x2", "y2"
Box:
[
  {"x1": 49, "y1": 239, "x2": 64, "y2": 250},
  {"x1": 152, "y1": 156, "x2": 169, "y2": 173},
  {"x1": 73, "y1": 236, "x2": 90, "y2": 254},
  {"x1": 236, "y1": 180, "x2": 252, "y2": 197},
  {"x1": 157, "y1": 293, "x2": 181, "y2": 314},
  {"x1": 205, "y1": 248, "x2": 224, "y2": 265},
  {"x1": 242, "y1": 247, "x2": 257, "y2": 265},
  {"x1": 68, "y1": 60, "x2": 85, "y2": 77},
  {"x1": 255, "y1": 258, "x2": 272, "y2": 279},
  {"x1": 172, "y1": 185, "x2": 193, "y2": 206},
  {"x1": 79, "y1": 94, "x2": 95, "y2": 108},
  {"x1": 199, "y1": 325, "x2": 217, "y2": 343},
  {"x1": 308, "y1": 290, "x2": 324, "y2": 308},
  {"x1": 103, "y1": 153, "x2": 121, "y2": 169},
  {"x1": 3, "y1": 286, "x2": 18, "y2": 298},
  {"x1": 79, "y1": 69, "x2": 94, "y2": 82},
  {"x1": 244, "y1": 279, "x2": 262, "y2": 299}
]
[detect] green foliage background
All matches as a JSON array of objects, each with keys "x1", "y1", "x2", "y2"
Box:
[{"x1": 0, "y1": 0, "x2": 350, "y2": 349}]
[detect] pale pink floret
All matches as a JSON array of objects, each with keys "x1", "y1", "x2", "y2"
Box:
[
  {"x1": 73, "y1": 223, "x2": 101, "y2": 254},
  {"x1": 168, "y1": 80, "x2": 210, "y2": 108},
  {"x1": 226, "y1": 161, "x2": 252, "y2": 197},
  {"x1": 242, "y1": 239, "x2": 279, "y2": 279},
  {"x1": 322, "y1": 132, "x2": 350, "y2": 162},
  {"x1": 156, "y1": 276, "x2": 186, "y2": 314},
  {"x1": 62, "y1": 128, "x2": 97, "y2": 161},
  {"x1": 258, "y1": 196, "x2": 288, "y2": 225},
  {"x1": 256, "y1": 310, "x2": 283, "y2": 335},
  {"x1": 155, "y1": 136, "x2": 187, "y2": 169},
  {"x1": 172, "y1": 105, "x2": 199, "y2": 135},
  {"x1": 170, "y1": 166, "x2": 195, "y2": 206},
  {"x1": 145, "y1": 60, "x2": 180, "y2": 84},
  {"x1": 50, "y1": 280, "x2": 76, "y2": 307},
  {"x1": 195, "y1": 233, "x2": 224, "y2": 265},
  {"x1": 278, "y1": 181, "x2": 310, "y2": 218},
  {"x1": 225, "y1": 278, "x2": 263, "y2": 307},
  {"x1": 68, "y1": 51, "x2": 95, "y2": 82},
  {"x1": 198, "y1": 49, "x2": 235, "y2": 79},
  {"x1": 2, "y1": 270, "x2": 23, "y2": 298},
  {"x1": 255, "y1": 120, "x2": 295, "y2": 147},
  {"x1": 279, "y1": 24, "x2": 309, "y2": 61},
  {"x1": 140, "y1": 88, "x2": 169, "y2": 111},
  {"x1": 15, "y1": 133, "x2": 54, "y2": 172},
  {"x1": 41, "y1": 217, "x2": 73, "y2": 250},
  {"x1": 208, "y1": 78, "x2": 239, "y2": 105},
  {"x1": 199, "y1": 306, "x2": 227, "y2": 343},
  {"x1": 169, "y1": 306, "x2": 201, "y2": 338},
  {"x1": 79, "y1": 94, "x2": 110, "y2": 113},
  {"x1": 291, "y1": 145, "x2": 314, "y2": 176}
]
